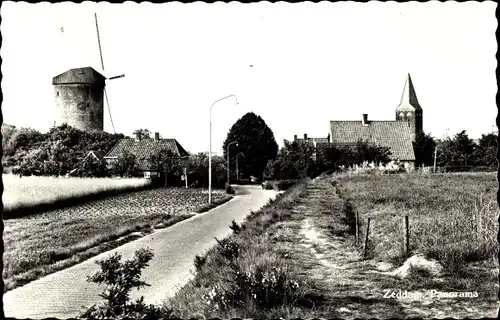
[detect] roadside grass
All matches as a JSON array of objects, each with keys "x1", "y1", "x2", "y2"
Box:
[
  {"x1": 333, "y1": 172, "x2": 499, "y2": 287},
  {"x1": 3, "y1": 187, "x2": 230, "y2": 292},
  {"x1": 163, "y1": 179, "x2": 332, "y2": 318}
]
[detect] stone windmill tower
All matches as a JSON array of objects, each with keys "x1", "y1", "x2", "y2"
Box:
[
  {"x1": 396, "y1": 73, "x2": 423, "y2": 142},
  {"x1": 52, "y1": 13, "x2": 124, "y2": 132}
]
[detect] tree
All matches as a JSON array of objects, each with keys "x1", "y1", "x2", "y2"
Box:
[
  {"x1": 187, "y1": 152, "x2": 226, "y2": 188},
  {"x1": 266, "y1": 140, "x2": 316, "y2": 180},
  {"x1": 437, "y1": 130, "x2": 477, "y2": 167},
  {"x1": 472, "y1": 133, "x2": 498, "y2": 167},
  {"x1": 413, "y1": 131, "x2": 437, "y2": 167},
  {"x1": 76, "y1": 156, "x2": 109, "y2": 178},
  {"x1": 111, "y1": 150, "x2": 138, "y2": 178},
  {"x1": 132, "y1": 129, "x2": 151, "y2": 141},
  {"x1": 222, "y1": 112, "x2": 279, "y2": 180},
  {"x1": 149, "y1": 149, "x2": 183, "y2": 187}
]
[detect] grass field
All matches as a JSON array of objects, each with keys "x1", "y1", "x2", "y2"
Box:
[
  {"x1": 161, "y1": 172, "x2": 498, "y2": 318},
  {"x1": 3, "y1": 187, "x2": 231, "y2": 292},
  {"x1": 334, "y1": 172, "x2": 498, "y2": 271},
  {"x1": 2, "y1": 174, "x2": 152, "y2": 212}
]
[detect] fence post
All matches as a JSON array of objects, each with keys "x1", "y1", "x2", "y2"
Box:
[
  {"x1": 363, "y1": 217, "x2": 371, "y2": 257},
  {"x1": 355, "y1": 210, "x2": 359, "y2": 246},
  {"x1": 404, "y1": 215, "x2": 410, "y2": 258}
]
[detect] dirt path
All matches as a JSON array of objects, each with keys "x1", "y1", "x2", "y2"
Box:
[{"x1": 283, "y1": 177, "x2": 499, "y2": 319}]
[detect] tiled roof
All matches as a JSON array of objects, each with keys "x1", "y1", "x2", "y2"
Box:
[
  {"x1": 52, "y1": 67, "x2": 106, "y2": 86},
  {"x1": 296, "y1": 137, "x2": 330, "y2": 144},
  {"x1": 104, "y1": 138, "x2": 190, "y2": 170},
  {"x1": 329, "y1": 120, "x2": 415, "y2": 161}
]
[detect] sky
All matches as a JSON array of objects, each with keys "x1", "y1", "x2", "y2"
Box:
[{"x1": 1, "y1": 1, "x2": 497, "y2": 155}]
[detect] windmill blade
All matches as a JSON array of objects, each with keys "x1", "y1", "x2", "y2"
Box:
[
  {"x1": 95, "y1": 13, "x2": 105, "y2": 72},
  {"x1": 95, "y1": 13, "x2": 117, "y2": 134},
  {"x1": 104, "y1": 88, "x2": 116, "y2": 134}
]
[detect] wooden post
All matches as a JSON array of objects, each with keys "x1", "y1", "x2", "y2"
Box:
[
  {"x1": 433, "y1": 146, "x2": 437, "y2": 173},
  {"x1": 363, "y1": 217, "x2": 371, "y2": 257},
  {"x1": 184, "y1": 167, "x2": 188, "y2": 188},
  {"x1": 355, "y1": 210, "x2": 359, "y2": 246},
  {"x1": 404, "y1": 215, "x2": 410, "y2": 258}
]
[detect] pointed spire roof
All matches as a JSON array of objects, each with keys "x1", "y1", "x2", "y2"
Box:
[{"x1": 397, "y1": 73, "x2": 422, "y2": 111}]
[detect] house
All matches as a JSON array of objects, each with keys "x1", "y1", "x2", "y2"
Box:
[
  {"x1": 327, "y1": 73, "x2": 422, "y2": 168},
  {"x1": 103, "y1": 132, "x2": 190, "y2": 182},
  {"x1": 293, "y1": 133, "x2": 331, "y2": 161},
  {"x1": 84, "y1": 150, "x2": 105, "y2": 162}
]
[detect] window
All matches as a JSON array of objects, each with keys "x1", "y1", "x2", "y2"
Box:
[
  {"x1": 144, "y1": 172, "x2": 151, "y2": 179},
  {"x1": 56, "y1": 91, "x2": 59, "y2": 96},
  {"x1": 399, "y1": 112, "x2": 405, "y2": 120},
  {"x1": 406, "y1": 112, "x2": 412, "y2": 118}
]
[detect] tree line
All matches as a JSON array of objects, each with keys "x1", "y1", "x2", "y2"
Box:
[{"x1": 2, "y1": 116, "x2": 497, "y2": 183}]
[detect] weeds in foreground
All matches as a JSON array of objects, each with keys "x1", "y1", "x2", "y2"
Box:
[{"x1": 79, "y1": 248, "x2": 174, "y2": 320}]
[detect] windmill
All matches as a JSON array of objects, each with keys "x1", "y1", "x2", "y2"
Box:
[{"x1": 94, "y1": 13, "x2": 125, "y2": 133}]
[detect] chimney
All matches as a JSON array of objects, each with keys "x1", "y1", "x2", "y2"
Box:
[
  {"x1": 362, "y1": 114, "x2": 368, "y2": 126},
  {"x1": 155, "y1": 132, "x2": 160, "y2": 141},
  {"x1": 293, "y1": 134, "x2": 298, "y2": 142},
  {"x1": 304, "y1": 133, "x2": 308, "y2": 140}
]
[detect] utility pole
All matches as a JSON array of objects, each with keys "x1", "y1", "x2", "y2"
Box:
[{"x1": 433, "y1": 146, "x2": 438, "y2": 173}]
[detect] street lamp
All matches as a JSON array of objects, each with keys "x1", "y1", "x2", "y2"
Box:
[
  {"x1": 227, "y1": 141, "x2": 238, "y2": 185},
  {"x1": 209, "y1": 95, "x2": 238, "y2": 204},
  {"x1": 236, "y1": 152, "x2": 244, "y2": 181}
]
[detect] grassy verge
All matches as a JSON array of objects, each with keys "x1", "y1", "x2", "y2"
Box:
[
  {"x1": 333, "y1": 172, "x2": 498, "y2": 289},
  {"x1": 3, "y1": 188, "x2": 230, "y2": 292},
  {"x1": 164, "y1": 179, "x2": 323, "y2": 318},
  {"x1": 196, "y1": 195, "x2": 234, "y2": 213},
  {"x1": 262, "y1": 179, "x2": 298, "y2": 191}
]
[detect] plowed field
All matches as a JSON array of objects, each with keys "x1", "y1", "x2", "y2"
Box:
[{"x1": 3, "y1": 187, "x2": 229, "y2": 292}]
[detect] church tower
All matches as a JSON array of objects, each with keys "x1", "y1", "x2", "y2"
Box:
[{"x1": 396, "y1": 73, "x2": 423, "y2": 141}]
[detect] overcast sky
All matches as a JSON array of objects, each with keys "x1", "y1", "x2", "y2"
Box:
[{"x1": 1, "y1": 1, "x2": 497, "y2": 154}]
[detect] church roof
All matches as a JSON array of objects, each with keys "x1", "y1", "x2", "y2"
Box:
[
  {"x1": 396, "y1": 73, "x2": 422, "y2": 112},
  {"x1": 329, "y1": 120, "x2": 415, "y2": 161}
]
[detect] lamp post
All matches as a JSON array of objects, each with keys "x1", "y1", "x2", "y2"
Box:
[
  {"x1": 209, "y1": 95, "x2": 238, "y2": 204},
  {"x1": 226, "y1": 141, "x2": 238, "y2": 185},
  {"x1": 236, "y1": 152, "x2": 244, "y2": 181}
]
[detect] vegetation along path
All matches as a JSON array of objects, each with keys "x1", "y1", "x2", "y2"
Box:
[
  {"x1": 280, "y1": 176, "x2": 498, "y2": 318},
  {"x1": 3, "y1": 185, "x2": 279, "y2": 319}
]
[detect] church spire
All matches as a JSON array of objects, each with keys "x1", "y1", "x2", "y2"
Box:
[{"x1": 398, "y1": 73, "x2": 422, "y2": 111}]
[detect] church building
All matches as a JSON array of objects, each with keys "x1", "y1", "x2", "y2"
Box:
[{"x1": 328, "y1": 73, "x2": 422, "y2": 168}]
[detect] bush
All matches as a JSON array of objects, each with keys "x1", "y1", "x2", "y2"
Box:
[
  {"x1": 194, "y1": 254, "x2": 207, "y2": 272},
  {"x1": 225, "y1": 183, "x2": 235, "y2": 195},
  {"x1": 202, "y1": 260, "x2": 302, "y2": 312},
  {"x1": 342, "y1": 198, "x2": 357, "y2": 234},
  {"x1": 229, "y1": 220, "x2": 246, "y2": 234},
  {"x1": 215, "y1": 238, "x2": 240, "y2": 261},
  {"x1": 79, "y1": 247, "x2": 173, "y2": 319}
]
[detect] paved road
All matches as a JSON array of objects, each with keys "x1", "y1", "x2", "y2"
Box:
[{"x1": 3, "y1": 185, "x2": 279, "y2": 319}]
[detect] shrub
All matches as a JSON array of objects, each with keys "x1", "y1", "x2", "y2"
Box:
[
  {"x1": 229, "y1": 220, "x2": 246, "y2": 234},
  {"x1": 194, "y1": 254, "x2": 208, "y2": 272},
  {"x1": 342, "y1": 198, "x2": 357, "y2": 234},
  {"x1": 215, "y1": 238, "x2": 240, "y2": 261},
  {"x1": 202, "y1": 261, "x2": 302, "y2": 312},
  {"x1": 79, "y1": 247, "x2": 172, "y2": 319}
]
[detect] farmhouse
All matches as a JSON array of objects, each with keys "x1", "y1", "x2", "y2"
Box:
[{"x1": 104, "y1": 132, "x2": 190, "y2": 182}]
